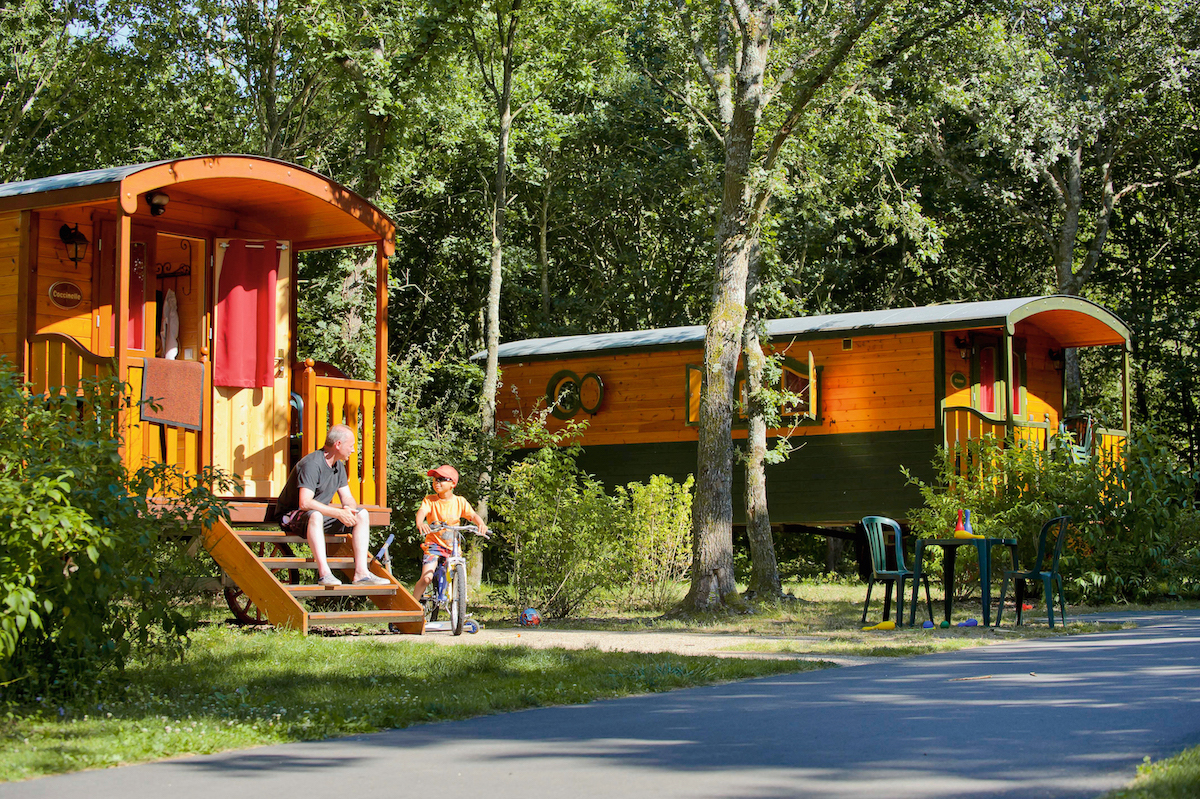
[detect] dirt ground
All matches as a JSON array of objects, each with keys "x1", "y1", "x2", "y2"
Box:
[{"x1": 372, "y1": 624, "x2": 879, "y2": 667}]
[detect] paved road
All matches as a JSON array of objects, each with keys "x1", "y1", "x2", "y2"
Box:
[{"x1": 4, "y1": 611, "x2": 1199, "y2": 799}]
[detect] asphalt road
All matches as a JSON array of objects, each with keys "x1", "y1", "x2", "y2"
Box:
[{"x1": 4, "y1": 611, "x2": 1199, "y2": 799}]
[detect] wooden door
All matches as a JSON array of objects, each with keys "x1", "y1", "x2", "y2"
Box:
[{"x1": 210, "y1": 238, "x2": 291, "y2": 498}]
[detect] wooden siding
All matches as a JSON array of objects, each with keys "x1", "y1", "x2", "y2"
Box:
[
  {"x1": 210, "y1": 241, "x2": 291, "y2": 498},
  {"x1": 34, "y1": 212, "x2": 95, "y2": 342},
  {"x1": 565, "y1": 429, "x2": 938, "y2": 526},
  {"x1": 496, "y1": 332, "x2": 937, "y2": 447},
  {"x1": 0, "y1": 211, "x2": 20, "y2": 361}
]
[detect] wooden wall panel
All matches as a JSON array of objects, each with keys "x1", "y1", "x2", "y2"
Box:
[
  {"x1": 1020, "y1": 326, "x2": 1064, "y2": 426},
  {"x1": 0, "y1": 211, "x2": 20, "y2": 361},
  {"x1": 496, "y1": 332, "x2": 938, "y2": 447},
  {"x1": 34, "y1": 212, "x2": 95, "y2": 340},
  {"x1": 210, "y1": 242, "x2": 290, "y2": 498}
]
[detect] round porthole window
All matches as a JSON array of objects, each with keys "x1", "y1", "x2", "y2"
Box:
[
  {"x1": 580, "y1": 373, "x2": 604, "y2": 414},
  {"x1": 546, "y1": 370, "x2": 581, "y2": 420}
]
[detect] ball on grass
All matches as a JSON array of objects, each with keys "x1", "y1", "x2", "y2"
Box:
[{"x1": 519, "y1": 608, "x2": 541, "y2": 627}]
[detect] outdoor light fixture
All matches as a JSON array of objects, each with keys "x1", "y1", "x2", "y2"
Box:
[
  {"x1": 954, "y1": 336, "x2": 971, "y2": 360},
  {"x1": 146, "y1": 190, "x2": 170, "y2": 216},
  {"x1": 58, "y1": 223, "x2": 89, "y2": 265},
  {"x1": 1049, "y1": 348, "x2": 1066, "y2": 372}
]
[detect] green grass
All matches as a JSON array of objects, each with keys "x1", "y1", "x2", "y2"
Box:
[
  {"x1": 0, "y1": 622, "x2": 826, "y2": 783},
  {"x1": 1103, "y1": 748, "x2": 1200, "y2": 798}
]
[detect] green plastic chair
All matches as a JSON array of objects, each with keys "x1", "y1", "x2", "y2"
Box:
[
  {"x1": 997, "y1": 516, "x2": 1071, "y2": 628},
  {"x1": 860, "y1": 516, "x2": 933, "y2": 626}
]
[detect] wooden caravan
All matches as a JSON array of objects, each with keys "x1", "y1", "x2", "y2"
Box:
[
  {"x1": 0, "y1": 156, "x2": 423, "y2": 633},
  {"x1": 488, "y1": 297, "x2": 1132, "y2": 530}
]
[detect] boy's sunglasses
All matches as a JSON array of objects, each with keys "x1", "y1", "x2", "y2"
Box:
[{"x1": 434, "y1": 476, "x2": 453, "y2": 483}]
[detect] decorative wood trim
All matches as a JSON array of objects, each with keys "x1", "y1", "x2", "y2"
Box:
[
  {"x1": 16, "y1": 210, "x2": 36, "y2": 374},
  {"x1": 0, "y1": 183, "x2": 119, "y2": 215}
]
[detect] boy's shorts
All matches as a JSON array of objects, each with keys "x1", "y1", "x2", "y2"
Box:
[
  {"x1": 422, "y1": 544, "x2": 451, "y2": 565},
  {"x1": 284, "y1": 509, "x2": 351, "y2": 536}
]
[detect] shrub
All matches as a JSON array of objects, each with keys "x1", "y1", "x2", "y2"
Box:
[
  {"x1": 0, "y1": 365, "x2": 231, "y2": 701},
  {"x1": 493, "y1": 414, "x2": 627, "y2": 618},
  {"x1": 616, "y1": 475, "x2": 694, "y2": 612},
  {"x1": 905, "y1": 425, "x2": 1200, "y2": 604}
]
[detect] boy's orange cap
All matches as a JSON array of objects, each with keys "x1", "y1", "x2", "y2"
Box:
[{"x1": 427, "y1": 464, "x2": 460, "y2": 483}]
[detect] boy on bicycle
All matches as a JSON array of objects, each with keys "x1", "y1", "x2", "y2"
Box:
[{"x1": 413, "y1": 464, "x2": 488, "y2": 599}]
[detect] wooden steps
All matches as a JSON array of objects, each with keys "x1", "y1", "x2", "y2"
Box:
[{"x1": 200, "y1": 516, "x2": 425, "y2": 635}]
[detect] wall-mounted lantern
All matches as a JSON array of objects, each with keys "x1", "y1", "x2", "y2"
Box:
[
  {"x1": 58, "y1": 223, "x2": 89, "y2": 265},
  {"x1": 146, "y1": 190, "x2": 170, "y2": 216}
]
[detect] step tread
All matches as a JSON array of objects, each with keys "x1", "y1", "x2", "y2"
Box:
[
  {"x1": 262, "y1": 556, "x2": 355, "y2": 568},
  {"x1": 308, "y1": 610, "x2": 425, "y2": 624},
  {"x1": 238, "y1": 533, "x2": 349, "y2": 544},
  {"x1": 288, "y1": 584, "x2": 398, "y2": 596}
]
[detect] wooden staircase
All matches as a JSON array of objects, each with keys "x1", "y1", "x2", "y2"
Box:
[{"x1": 203, "y1": 517, "x2": 425, "y2": 635}]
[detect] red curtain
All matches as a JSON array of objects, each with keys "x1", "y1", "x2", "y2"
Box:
[{"x1": 214, "y1": 240, "x2": 277, "y2": 388}]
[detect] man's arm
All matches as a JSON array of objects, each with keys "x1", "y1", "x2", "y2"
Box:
[{"x1": 299, "y1": 486, "x2": 357, "y2": 527}]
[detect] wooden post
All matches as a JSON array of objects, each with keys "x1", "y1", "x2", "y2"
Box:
[
  {"x1": 1003, "y1": 330, "x2": 1015, "y2": 437},
  {"x1": 16, "y1": 211, "x2": 36, "y2": 376},
  {"x1": 375, "y1": 241, "x2": 388, "y2": 508},
  {"x1": 300, "y1": 358, "x2": 317, "y2": 457},
  {"x1": 115, "y1": 212, "x2": 131, "y2": 458}
]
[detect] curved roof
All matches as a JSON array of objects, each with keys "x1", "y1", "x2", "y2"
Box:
[
  {"x1": 0, "y1": 156, "x2": 395, "y2": 254},
  {"x1": 484, "y1": 296, "x2": 1131, "y2": 360}
]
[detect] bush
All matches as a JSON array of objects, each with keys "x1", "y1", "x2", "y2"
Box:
[
  {"x1": 0, "y1": 364, "x2": 231, "y2": 701},
  {"x1": 617, "y1": 475, "x2": 694, "y2": 612},
  {"x1": 493, "y1": 414, "x2": 627, "y2": 618},
  {"x1": 905, "y1": 425, "x2": 1200, "y2": 604}
]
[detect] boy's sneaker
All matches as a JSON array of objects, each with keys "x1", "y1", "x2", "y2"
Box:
[
  {"x1": 352, "y1": 574, "x2": 391, "y2": 586},
  {"x1": 316, "y1": 574, "x2": 342, "y2": 587}
]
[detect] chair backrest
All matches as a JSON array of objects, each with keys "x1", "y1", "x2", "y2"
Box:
[
  {"x1": 1033, "y1": 516, "x2": 1071, "y2": 574},
  {"x1": 861, "y1": 516, "x2": 905, "y2": 575}
]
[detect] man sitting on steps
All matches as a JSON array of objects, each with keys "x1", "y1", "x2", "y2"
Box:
[{"x1": 276, "y1": 424, "x2": 389, "y2": 587}]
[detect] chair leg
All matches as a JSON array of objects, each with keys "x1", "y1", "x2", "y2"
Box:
[
  {"x1": 862, "y1": 579, "x2": 875, "y2": 623},
  {"x1": 882, "y1": 581, "x2": 894, "y2": 622},
  {"x1": 923, "y1": 576, "x2": 934, "y2": 624},
  {"x1": 1014, "y1": 579, "x2": 1025, "y2": 626},
  {"x1": 998, "y1": 573, "x2": 1010, "y2": 626},
  {"x1": 1055, "y1": 574, "x2": 1067, "y2": 627},
  {"x1": 896, "y1": 578, "x2": 906, "y2": 628},
  {"x1": 1043, "y1": 578, "x2": 1055, "y2": 629}
]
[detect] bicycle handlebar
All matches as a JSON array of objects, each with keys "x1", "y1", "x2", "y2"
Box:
[{"x1": 428, "y1": 521, "x2": 490, "y2": 538}]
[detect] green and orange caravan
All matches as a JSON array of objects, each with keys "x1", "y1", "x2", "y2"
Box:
[
  {"x1": 0, "y1": 155, "x2": 423, "y2": 634},
  {"x1": 488, "y1": 296, "x2": 1132, "y2": 540}
]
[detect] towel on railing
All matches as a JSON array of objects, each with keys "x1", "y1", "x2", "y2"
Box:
[
  {"x1": 141, "y1": 358, "x2": 204, "y2": 430},
  {"x1": 214, "y1": 239, "x2": 277, "y2": 388}
]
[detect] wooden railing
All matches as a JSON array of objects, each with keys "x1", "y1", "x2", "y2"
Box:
[
  {"x1": 27, "y1": 333, "x2": 112, "y2": 395},
  {"x1": 943, "y1": 405, "x2": 1126, "y2": 464},
  {"x1": 294, "y1": 359, "x2": 386, "y2": 508}
]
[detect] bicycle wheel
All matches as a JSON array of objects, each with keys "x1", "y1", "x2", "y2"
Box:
[
  {"x1": 450, "y1": 562, "x2": 467, "y2": 636},
  {"x1": 224, "y1": 542, "x2": 299, "y2": 624}
]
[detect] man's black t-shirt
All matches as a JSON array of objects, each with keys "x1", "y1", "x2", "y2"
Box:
[{"x1": 276, "y1": 450, "x2": 347, "y2": 516}]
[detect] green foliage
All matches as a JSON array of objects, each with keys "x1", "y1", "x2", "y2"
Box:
[
  {"x1": 616, "y1": 474, "x2": 694, "y2": 612},
  {"x1": 905, "y1": 426, "x2": 1200, "y2": 604},
  {"x1": 493, "y1": 413, "x2": 626, "y2": 618},
  {"x1": 0, "y1": 364, "x2": 231, "y2": 700}
]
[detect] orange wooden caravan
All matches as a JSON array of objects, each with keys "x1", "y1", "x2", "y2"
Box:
[{"x1": 0, "y1": 156, "x2": 423, "y2": 634}]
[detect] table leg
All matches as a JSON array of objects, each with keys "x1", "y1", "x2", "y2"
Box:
[
  {"x1": 909, "y1": 541, "x2": 926, "y2": 627},
  {"x1": 979, "y1": 541, "x2": 991, "y2": 627},
  {"x1": 882, "y1": 581, "x2": 894, "y2": 622},
  {"x1": 943, "y1": 546, "x2": 956, "y2": 624}
]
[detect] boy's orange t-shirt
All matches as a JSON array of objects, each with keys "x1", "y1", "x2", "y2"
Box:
[{"x1": 419, "y1": 493, "x2": 472, "y2": 552}]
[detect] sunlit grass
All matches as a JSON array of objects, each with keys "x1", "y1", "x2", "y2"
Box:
[
  {"x1": 0, "y1": 623, "x2": 825, "y2": 783},
  {"x1": 1103, "y1": 747, "x2": 1200, "y2": 799}
]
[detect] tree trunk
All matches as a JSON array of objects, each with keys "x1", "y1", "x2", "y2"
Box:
[
  {"x1": 539, "y1": 184, "x2": 551, "y2": 323},
  {"x1": 475, "y1": 13, "x2": 518, "y2": 589},
  {"x1": 742, "y1": 242, "x2": 781, "y2": 598}
]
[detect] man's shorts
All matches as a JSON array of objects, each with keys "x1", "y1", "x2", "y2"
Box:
[
  {"x1": 422, "y1": 544, "x2": 451, "y2": 565},
  {"x1": 285, "y1": 509, "x2": 351, "y2": 536}
]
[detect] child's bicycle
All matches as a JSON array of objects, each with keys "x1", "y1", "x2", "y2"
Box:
[{"x1": 421, "y1": 522, "x2": 487, "y2": 635}]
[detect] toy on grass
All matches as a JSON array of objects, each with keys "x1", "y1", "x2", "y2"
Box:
[
  {"x1": 939, "y1": 620, "x2": 951, "y2": 628},
  {"x1": 956, "y1": 618, "x2": 979, "y2": 627},
  {"x1": 862, "y1": 620, "x2": 896, "y2": 631},
  {"x1": 519, "y1": 608, "x2": 541, "y2": 627},
  {"x1": 922, "y1": 620, "x2": 934, "y2": 629},
  {"x1": 953, "y1": 508, "x2": 984, "y2": 539}
]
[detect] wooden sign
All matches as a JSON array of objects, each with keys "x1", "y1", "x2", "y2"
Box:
[{"x1": 48, "y1": 280, "x2": 83, "y2": 310}]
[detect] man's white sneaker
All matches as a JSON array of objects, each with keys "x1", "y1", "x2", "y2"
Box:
[{"x1": 317, "y1": 574, "x2": 342, "y2": 587}]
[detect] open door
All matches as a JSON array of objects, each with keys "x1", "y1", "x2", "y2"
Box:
[{"x1": 210, "y1": 238, "x2": 291, "y2": 497}]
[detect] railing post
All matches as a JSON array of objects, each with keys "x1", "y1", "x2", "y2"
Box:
[{"x1": 300, "y1": 358, "x2": 317, "y2": 456}]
